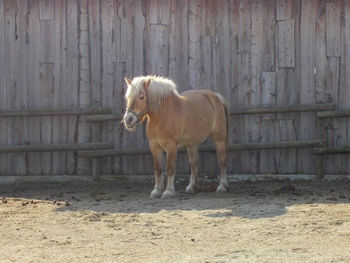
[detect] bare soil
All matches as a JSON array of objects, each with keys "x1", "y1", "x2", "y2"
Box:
[{"x1": 1, "y1": 178, "x2": 350, "y2": 263}]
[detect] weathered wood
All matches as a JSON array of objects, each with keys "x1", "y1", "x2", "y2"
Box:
[
  {"x1": 66, "y1": 0, "x2": 79, "y2": 175},
  {"x1": 86, "y1": 114, "x2": 120, "y2": 122},
  {"x1": 0, "y1": 143, "x2": 113, "y2": 153},
  {"x1": 230, "y1": 104, "x2": 334, "y2": 115},
  {"x1": 318, "y1": 110, "x2": 350, "y2": 118},
  {"x1": 85, "y1": 105, "x2": 335, "y2": 123},
  {"x1": 276, "y1": 0, "x2": 293, "y2": 21},
  {"x1": 92, "y1": 158, "x2": 100, "y2": 179},
  {"x1": 278, "y1": 20, "x2": 295, "y2": 68},
  {"x1": 314, "y1": 147, "x2": 350, "y2": 155},
  {"x1": 0, "y1": 108, "x2": 111, "y2": 117},
  {"x1": 325, "y1": 1, "x2": 341, "y2": 57},
  {"x1": 79, "y1": 140, "x2": 326, "y2": 158},
  {"x1": 299, "y1": 0, "x2": 318, "y2": 174},
  {"x1": 0, "y1": 0, "x2": 7, "y2": 175},
  {"x1": 344, "y1": 0, "x2": 350, "y2": 173},
  {"x1": 39, "y1": 0, "x2": 55, "y2": 20},
  {"x1": 1, "y1": 0, "x2": 350, "y2": 176}
]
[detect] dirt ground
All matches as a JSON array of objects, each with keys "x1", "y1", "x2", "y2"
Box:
[{"x1": 1, "y1": 177, "x2": 350, "y2": 263}]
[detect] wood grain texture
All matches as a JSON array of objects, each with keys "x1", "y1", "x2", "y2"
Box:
[
  {"x1": 278, "y1": 20, "x2": 295, "y2": 68},
  {"x1": 0, "y1": 0, "x2": 350, "y2": 176},
  {"x1": 326, "y1": 0, "x2": 341, "y2": 57}
]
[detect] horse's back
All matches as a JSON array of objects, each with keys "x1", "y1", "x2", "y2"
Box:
[{"x1": 178, "y1": 89, "x2": 227, "y2": 144}]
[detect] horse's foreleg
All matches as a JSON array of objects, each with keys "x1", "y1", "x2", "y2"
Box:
[
  {"x1": 215, "y1": 140, "x2": 229, "y2": 192},
  {"x1": 161, "y1": 142, "x2": 177, "y2": 199},
  {"x1": 150, "y1": 145, "x2": 164, "y2": 199},
  {"x1": 186, "y1": 145, "x2": 199, "y2": 194}
]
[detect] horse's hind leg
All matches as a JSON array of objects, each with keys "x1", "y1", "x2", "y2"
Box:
[
  {"x1": 186, "y1": 145, "x2": 199, "y2": 194},
  {"x1": 214, "y1": 139, "x2": 229, "y2": 192}
]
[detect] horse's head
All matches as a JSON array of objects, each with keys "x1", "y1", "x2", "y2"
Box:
[{"x1": 123, "y1": 77, "x2": 151, "y2": 131}]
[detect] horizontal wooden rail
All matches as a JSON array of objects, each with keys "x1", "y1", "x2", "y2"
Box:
[
  {"x1": 86, "y1": 114, "x2": 121, "y2": 122},
  {"x1": 0, "y1": 142, "x2": 113, "y2": 153},
  {"x1": 230, "y1": 104, "x2": 335, "y2": 115},
  {"x1": 79, "y1": 140, "x2": 326, "y2": 158},
  {"x1": 85, "y1": 104, "x2": 336, "y2": 123},
  {"x1": 313, "y1": 146, "x2": 350, "y2": 155},
  {"x1": 0, "y1": 108, "x2": 111, "y2": 117},
  {"x1": 317, "y1": 110, "x2": 350, "y2": 119}
]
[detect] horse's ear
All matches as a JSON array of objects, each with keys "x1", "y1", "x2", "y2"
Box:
[
  {"x1": 144, "y1": 78, "x2": 151, "y2": 93},
  {"x1": 125, "y1": 77, "x2": 132, "y2": 85}
]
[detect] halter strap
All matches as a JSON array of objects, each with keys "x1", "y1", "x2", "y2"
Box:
[{"x1": 126, "y1": 107, "x2": 147, "y2": 123}]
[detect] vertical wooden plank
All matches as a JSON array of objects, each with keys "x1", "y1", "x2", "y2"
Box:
[
  {"x1": 40, "y1": 63, "x2": 54, "y2": 174},
  {"x1": 39, "y1": 0, "x2": 55, "y2": 20},
  {"x1": 0, "y1": 0, "x2": 7, "y2": 175},
  {"x1": 228, "y1": 0, "x2": 241, "y2": 174},
  {"x1": 149, "y1": 25, "x2": 169, "y2": 76},
  {"x1": 260, "y1": 72, "x2": 277, "y2": 173},
  {"x1": 248, "y1": 0, "x2": 264, "y2": 173},
  {"x1": 277, "y1": 0, "x2": 300, "y2": 174},
  {"x1": 315, "y1": 0, "x2": 327, "y2": 104},
  {"x1": 279, "y1": 119, "x2": 297, "y2": 173},
  {"x1": 5, "y1": 0, "x2": 27, "y2": 175},
  {"x1": 38, "y1": 17, "x2": 54, "y2": 174},
  {"x1": 262, "y1": 0, "x2": 276, "y2": 72},
  {"x1": 100, "y1": 0, "x2": 115, "y2": 175},
  {"x1": 149, "y1": 0, "x2": 171, "y2": 25},
  {"x1": 52, "y1": 0, "x2": 68, "y2": 175},
  {"x1": 325, "y1": 57, "x2": 344, "y2": 174},
  {"x1": 214, "y1": 0, "x2": 231, "y2": 97},
  {"x1": 326, "y1": 0, "x2": 341, "y2": 57},
  {"x1": 171, "y1": 0, "x2": 188, "y2": 93},
  {"x1": 299, "y1": 0, "x2": 317, "y2": 174},
  {"x1": 77, "y1": 0, "x2": 91, "y2": 175},
  {"x1": 238, "y1": 0, "x2": 253, "y2": 174},
  {"x1": 66, "y1": 0, "x2": 79, "y2": 175},
  {"x1": 278, "y1": 20, "x2": 295, "y2": 68},
  {"x1": 344, "y1": 0, "x2": 350, "y2": 173},
  {"x1": 39, "y1": 20, "x2": 55, "y2": 63},
  {"x1": 168, "y1": 0, "x2": 177, "y2": 80},
  {"x1": 26, "y1": 0, "x2": 41, "y2": 175},
  {"x1": 88, "y1": 0, "x2": 102, "y2": 176},
  {"x1": 112, "y1": 62, "x2": 126, "y2": 174},
  {"x1": 259, "y1": 120, "x2": 280, "y2": 173},
  {"x1": 276, "y1": 0, "x2": 293, "y2": 21},
  {"x1": 188, "y1": 0, "x2": 201, "y2": 90},
  {"x1": 261, "y1": 72, "x2": 277, "y2": 106}
]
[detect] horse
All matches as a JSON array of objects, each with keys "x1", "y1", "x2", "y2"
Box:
[{"x1": 123, "y1": 75, "x2": 229, "y2": 199}]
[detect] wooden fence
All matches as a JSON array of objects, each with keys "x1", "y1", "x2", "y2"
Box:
[{"x1": 0, "y1": 0, "x2": 350, "y2": 177}]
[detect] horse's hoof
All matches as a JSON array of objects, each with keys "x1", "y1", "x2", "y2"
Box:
[
  {"x1": 185, "y1": 185, "x2": 197, "y2": 195},
  {"x1": 150, "y1": 189, "x2": 162, "y2": 199},
  {"x1": 216, "y1": 184, "x2": 229, "y2": 193},
  {"x1": 161, "y1": 190, "x2": 175, "y2": 199}
]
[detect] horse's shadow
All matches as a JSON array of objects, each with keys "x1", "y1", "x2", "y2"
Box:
[{"x1": 1, "y1": 179, "x2": 349, "y2": 220}]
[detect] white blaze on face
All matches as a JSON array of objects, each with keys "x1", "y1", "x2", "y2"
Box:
[{"x1": 123, "y1": 111, "x2": 138, "y2": 131}]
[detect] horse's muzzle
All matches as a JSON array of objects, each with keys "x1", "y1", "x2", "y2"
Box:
[{"x1": 123, "y1": 112, "x2": 138, "y2": 131}]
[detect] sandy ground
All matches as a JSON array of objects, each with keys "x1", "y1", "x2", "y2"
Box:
[{"x1": 1, "y1": 178, "x2": 350, "y2": 263}]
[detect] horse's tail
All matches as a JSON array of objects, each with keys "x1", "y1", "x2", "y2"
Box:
[{"x1": 215, "y1": 93, "x2": 229, "y2": 147}]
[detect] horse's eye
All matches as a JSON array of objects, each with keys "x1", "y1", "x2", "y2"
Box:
[{"x1": 139, "y1": 95, "x2": 144, "y2": 100}]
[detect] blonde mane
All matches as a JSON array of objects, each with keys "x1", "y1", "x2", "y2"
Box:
[{"x1": 125, "y1": 76, "x2": 180, "y2": 112}]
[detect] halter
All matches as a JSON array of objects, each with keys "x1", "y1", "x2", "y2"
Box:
[{"x1": 125, "y1": 104, "x2": 148, "y2": 124}]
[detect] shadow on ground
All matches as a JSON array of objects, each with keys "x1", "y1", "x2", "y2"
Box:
[{"x1": 1, "y1": 178, "x2": 350, "y2": 219}]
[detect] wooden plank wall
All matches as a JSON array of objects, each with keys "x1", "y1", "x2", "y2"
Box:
[{"x1": 0, "y1": 0, "x2": 349, "y2": 176}]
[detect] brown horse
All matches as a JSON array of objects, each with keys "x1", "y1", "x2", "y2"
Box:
[{"x1": 123, "y1": 76, "x2": 229, "y2": 199}]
